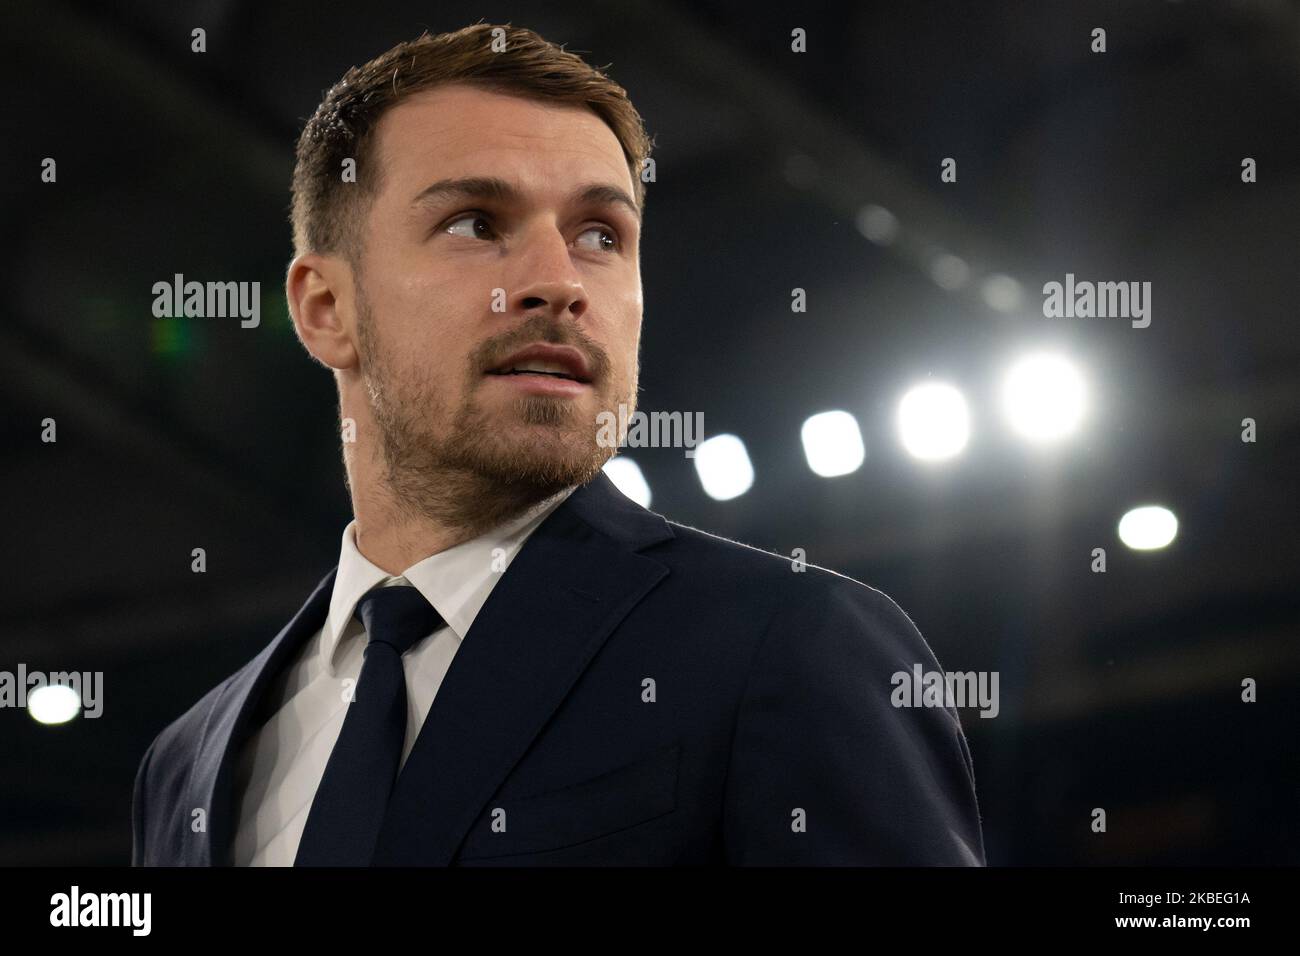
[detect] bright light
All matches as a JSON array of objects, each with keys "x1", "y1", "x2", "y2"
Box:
[
  {"x1": 1001, "y1": 352, "x2": 1087, "y2": 442},
  {"x1": 897, "y1": 382, "x2": 970, "y2": 461},
  {"x1": 693, "y1": 433, "x2": 754, "y2": 500},
  {"x1": 801, "y1": 410, "x2": 865, "y2": 477},
  {"x1": 1118, "y1": 505, "x2": 1178, "y2": 551},
  {"x1": 602, "y1": 456, "x2": 652, "y2": 507},
  {"x1": 29, "y1": 684, "x2": 81, "y2": 725}
]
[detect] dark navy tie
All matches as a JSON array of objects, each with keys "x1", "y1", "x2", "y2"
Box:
[{"x1": 294, "y1": 585, "x2": 442, "y2": 866}]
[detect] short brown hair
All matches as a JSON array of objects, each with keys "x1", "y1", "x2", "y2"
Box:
[{"x1": 289, "y1": 23, "x2": 653, "y2": 262}]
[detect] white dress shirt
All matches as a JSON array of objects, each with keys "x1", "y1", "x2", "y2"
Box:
[{"x1": 231, "y1": 486, "x2": 577, "y2": 866}]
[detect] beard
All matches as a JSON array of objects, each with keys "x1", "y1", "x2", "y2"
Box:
[{"x1": 354, "y1": 286, "x2": 636, "y2": 537}]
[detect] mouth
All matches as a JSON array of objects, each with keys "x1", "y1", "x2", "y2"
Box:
[
  {"x1": 483, "y1": 370, "x2": 592, "y2": 398},
  {"x1": 489, "y1": 368, "x2": 583, "y2": 381},
  {"x1": 485, "y1": 343, "x2": 594, "y2": 385}
]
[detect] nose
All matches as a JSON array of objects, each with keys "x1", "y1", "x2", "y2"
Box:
[{"x1": 506, "y1": 223, "x2": 589, "y2": 322}]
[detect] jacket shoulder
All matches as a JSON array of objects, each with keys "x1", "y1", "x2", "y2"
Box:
[
  {"x1": 131, "y1": 672, "x2": 234, "y2": 865},
  {"x1": 656, "y1": 518, "x2": 909, "y2": 612},
  {"x1": 131, "y1": 638, "x2": 273, "y2": 855}
]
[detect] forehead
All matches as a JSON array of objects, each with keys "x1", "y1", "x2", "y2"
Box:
[{"x1": 370, "y1": 83, "x2": 634, "y2": 203}]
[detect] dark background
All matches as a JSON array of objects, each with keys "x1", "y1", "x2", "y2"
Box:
[{"x1": 4, "y1": 0, "x2": 1298, "y2": 865}]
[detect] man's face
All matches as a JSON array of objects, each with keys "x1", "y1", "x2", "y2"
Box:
[{"x1": 354, "y1": 83, "x2": 642, "y2": 500}]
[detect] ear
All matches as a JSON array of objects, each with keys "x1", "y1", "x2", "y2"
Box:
[{"x1": 286, "y1": 252, "x2": 360, "y2": 370}]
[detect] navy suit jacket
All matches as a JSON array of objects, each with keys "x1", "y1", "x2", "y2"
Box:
[{"x1": 132, "y1": 471, "x2": 986, "y2": 865}]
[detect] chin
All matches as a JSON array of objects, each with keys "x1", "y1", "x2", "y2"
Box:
[{"x1": 465, "y1": 425, "x2": 604, "y2": 487}]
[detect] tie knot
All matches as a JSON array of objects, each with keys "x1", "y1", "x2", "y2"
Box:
[{"x1": 355, "y1": 585, "x2": 442, "y2": 656}]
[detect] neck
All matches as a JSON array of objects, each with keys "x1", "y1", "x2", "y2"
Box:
[
  {"x1": 337, "y1": 379, "x2": 574, "y2": 573},
  {"x1": 349, "y1": 467, "x2": 564, "y2": 574}
]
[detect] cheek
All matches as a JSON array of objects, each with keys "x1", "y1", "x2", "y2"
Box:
[
  {"x1": 618, "y1": 310, "x2": 643, "y2": 372},
  {"x1": 604, "y1": 285, "x2": 643, "y2": 351},
  {"x1": 383, "y1": 274, "x2": 477, "y2": 359}
]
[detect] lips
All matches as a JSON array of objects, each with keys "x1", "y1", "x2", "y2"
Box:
[{"x1": 486, "y1": 343, "x2": 593, "y2": 383}]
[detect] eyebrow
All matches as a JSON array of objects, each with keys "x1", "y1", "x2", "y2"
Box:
[{"x1": 408, "y1": 176, "x2": 641, "y2": 223}]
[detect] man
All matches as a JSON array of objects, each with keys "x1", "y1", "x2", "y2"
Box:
[{"x1": 131, "y1": 23, "x2": 986, "y2": 866}]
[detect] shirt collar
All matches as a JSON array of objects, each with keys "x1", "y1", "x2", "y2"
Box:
[{"x1": 322, "y1": 485, "x2": 578, "y2": 676}]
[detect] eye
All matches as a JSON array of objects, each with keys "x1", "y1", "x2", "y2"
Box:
[
  {"x1": 443, "y1": 213, "x2": 496, "y2": 240},
  {"x1": 574, "y1": 225, "x2": 619, "y2": 253}
]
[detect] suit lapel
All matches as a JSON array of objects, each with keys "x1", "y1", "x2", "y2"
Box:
[
  {"x1": 184, "y1": 568, "x2": 336, "y2": 865},
  {"x1": 372, "y1": 472, "x2": 674, "y2": 865}
]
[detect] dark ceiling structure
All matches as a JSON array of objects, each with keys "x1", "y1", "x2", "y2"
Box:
[{"x1": 4, "y1": 0, "x2": 1298, "y2": 865}]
